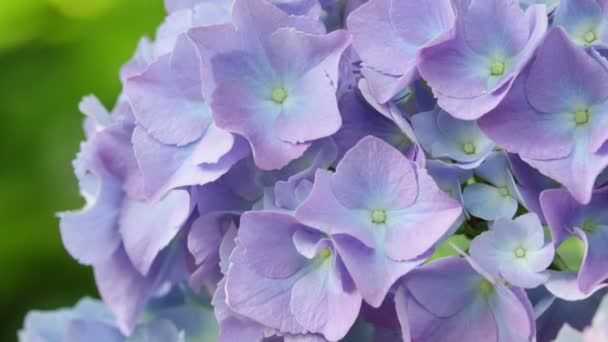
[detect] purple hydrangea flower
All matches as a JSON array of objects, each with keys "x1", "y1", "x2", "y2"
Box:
[
  {"x1": 463, "y1": 152, "x2": 523, "y2": 220},
  {"x1": 296, "y1": 136, "x2": 462, "y2": 306},
  {"x1": 541, "y1": 187, "x2": 608, "y2": 293},
  {"x1": 125, "y1": 14, "x2": 250, "y2": 201},
  {"x1": 470, "y1": 213, "x2": 555, "y2": 288},
  {"x1": 509, "y1": 153, "x2": 561, "y2": 224},
  {"x1": 395, "y1": 256, "x2": 536, "y2": 342},
  {"x1": 480, "y1": 27, "x2": 608, "y2": 204},
  {"x1": 554, "y1": 0, "x2": 607, "y2": 48},
  {"x1": 187, "y1": 159, "x2": 262, "y2": 292},
  {"x1": 347, "y1": 0, "x2": 456, "y2": 104},
  {"x1": 225, "y1": 211, "x2": 362, "y2": 341},
  {"x1": 411, "y1": 107, "x2": 495, "y2": 169},
  {"x1": 188, "y1": 0, "x2": 349, "y2": 170},
  {"x1": 58, "y1": 97, "x2": 195, "y2": 334},
  {"x1": 418, "y1": 0, "x2": 548, "y2": 120}
]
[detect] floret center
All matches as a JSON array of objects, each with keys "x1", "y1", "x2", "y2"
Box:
[
  {"x1": 371, "y1": 209, "x2": 387, "y2": 225},
  {"x1": 271, "y1": 87, "x2": 288, "y2": 104},
  {"x1": 317, "y1": 247, "x2": 331, "y2": 261},
  {"x1": 498, "y1": 187, "x2": 510, "y2": 197},
  {"x1": 583, "y1": 31, "x2": 597, "y2": 44},
  {"x1": 574, "y1": 108, "x2": 590, "y2": 125},
  {"x1": 463, "y1": 143, "x2": 476, "y2": 155},
  {"x1": 514, "y1": 247, "x2": 526, "y2": 258},
  {"x1": 490, "y1": 60, "x2": 505, "y2": 76}
]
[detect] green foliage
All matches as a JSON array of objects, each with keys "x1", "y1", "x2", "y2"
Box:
[
  {"x1": 0, "y1": 1, "x2": 164, "y2": 340},
  {"x1": 427, "y1": 234, "x2": 471, "y2": 263}
]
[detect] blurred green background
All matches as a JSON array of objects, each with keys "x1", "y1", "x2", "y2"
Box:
[{"x1": 0, "y1": 1, "x2": 164, "y2": 340}]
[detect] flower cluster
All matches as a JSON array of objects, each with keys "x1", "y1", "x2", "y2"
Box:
[{"x1": 21, "y1": 0, "x2": 608, "y2": 341}]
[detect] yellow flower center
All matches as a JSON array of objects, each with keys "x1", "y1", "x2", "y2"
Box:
[
  {"x1": 317, "y1": 247, "x2": 331, "y2": 261},
  {"x1": 463, "y1": 143, "x2": 476, "y2": 155},
  {"x1": 498, "y1": 187, "x2": 510, "y2": 197},
  {"x1": 514, "y1": 247, "x2": 526, "y2": 258},
  {"x1": 574, "y1": 108, "x2": 589, "y2": 125},
  {"x1": 583, "y1": 31, "x2": 597, "y2": 44},
  {"x1": 490, "y1": 60, "x2": 505, "y2": 76},
  {"x1": 271, "y1": 87, "x2": 288, "y2": 104},
  {"x1": 371, "y1": 209, "x2": 387, "y2": 224}
]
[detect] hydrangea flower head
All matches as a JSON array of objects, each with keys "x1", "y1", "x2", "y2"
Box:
[{"x1": 24, "y1": 0, "x2": 608, "y2": 340}]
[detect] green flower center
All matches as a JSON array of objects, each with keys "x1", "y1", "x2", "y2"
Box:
[
  {"x1": 317, "y1": 247, "x2": 331, "y2": 261},
  {"x1": 371, "y1": 209, "x2": 387, "y2": 224},
  {"x1": 574, "y1": 108, "x2": 590, "y2": 125},
  {"x1": 498, "y1": 186, "x2": 510, "y2": 197},
  {"x1": 478, "y1": 279, "x2": 495, "y2": 296},
  {"x1": 582, "y1": 220, "x2": 598, "y2": 233},
  {"x1": 270, "y1": 87, "x2": 288, "y2": 104},
  {"x1": 463, "y1": 143, "x2": 476, "y2": 155},
  {"x1": 514, "y1": 247, "x2": 526, "y2": 258},
  {"x1": 490, "y1": 60, "x2": 505, "y2": 76},
  {"x1": 583, "y1": 31, "x2": 597, "y2": 44}
]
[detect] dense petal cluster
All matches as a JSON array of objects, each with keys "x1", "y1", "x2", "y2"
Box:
[{"x1": 21, "y1": 0, "x2": 608, "y2": 341}]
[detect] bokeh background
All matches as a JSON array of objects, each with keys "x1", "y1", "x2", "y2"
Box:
[{"x1": 0, "y1": 1, "x2": 165, "y2": 340}]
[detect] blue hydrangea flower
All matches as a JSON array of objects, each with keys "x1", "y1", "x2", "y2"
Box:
[
  {"x1": 470, "y1": 213, "x2": 555, "y2": 288},
  {"x1": 554, "y1": 0, "x2": 607, "y2": 48}
]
